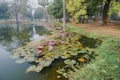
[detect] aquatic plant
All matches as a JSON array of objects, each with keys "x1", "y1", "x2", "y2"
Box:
[{"x1": 10, "y1": 29, "x2": 100, "y2": 74}]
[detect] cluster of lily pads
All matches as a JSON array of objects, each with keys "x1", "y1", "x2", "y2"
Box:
[
  {"x1": 56, "y1": 48, "x2": 96, "y2": 79},
  {"x1": 10, "y1": 30, "x2": 87, "y2": 73}
]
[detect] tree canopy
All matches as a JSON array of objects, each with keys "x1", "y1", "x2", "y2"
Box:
[
  {"x1": 34, "y1": 7, "x2": 45, "y2": 19},
  {"x1": 47, "y1": 0, "x2": 63, "y2": 19},
  {"x1": 66, "y1": 0, "x2": 87, "y2": 22},
  {"x1": 0, "y1": 3, "x2": 10, "y2": 20}
]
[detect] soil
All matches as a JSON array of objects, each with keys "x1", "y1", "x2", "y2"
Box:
[{"x1": 74, "y1": 21, "x2": 120, "y2": 38}]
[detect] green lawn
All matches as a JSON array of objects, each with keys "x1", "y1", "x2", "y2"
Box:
[{"x1": 66, "y1": 24, "x2": 120, "y2": 80}]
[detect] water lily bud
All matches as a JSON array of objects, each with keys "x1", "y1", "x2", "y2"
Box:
[
  {"x1": 37, "y1": 50, "x2": 43, "y2": 54},
  {"x1": 61, "y1": 41, "x2": 64, "y2": 44},
  {"x1": 48, "y1": 41, "x2": 53, "y2": 46},
  {"x1": 37, "y1": 45, "x2": 44, "y2": 50},
  {"x1": 48, "y1": 46, "x2": 54, "y2": 51},
  {"x1": 60, "y1": 30, "x2": 63, "y2": 33}
]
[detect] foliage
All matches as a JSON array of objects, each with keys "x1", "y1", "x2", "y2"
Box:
[
  {"x1": 108, "y1": 1, "x2": 120, "y2": 17},
  {"x1": 47, "y1": 0, "x2": 63, "y2": 19},
  {"x1": 54, "y1": 22, "x2": 63, "y2": 27},
  {"x1": 23, "y1": 10, "x2": 33, "y2": 20},
  {"x1": 38, "y1": 0, "x2": 49, "y2": 7},
  {"x1": 34, "y1": 7, "x2": 45, "y2": 19},
  {"x1": 66, "y1": 0, "x2": 87, "y2": 22},
  {"x1": 0, "y1": 3, "x2": 10, "y2": 20},
  {"x1": 9, "y1": 0, "x2": 32, "y2": 20}
]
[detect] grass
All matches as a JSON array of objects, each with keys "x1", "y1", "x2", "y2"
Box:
[{"x1": 65, "y1": 24, "x2": 120, "y2": 80}]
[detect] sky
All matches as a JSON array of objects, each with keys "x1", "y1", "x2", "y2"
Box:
[
  {"x1": 0, "y1": 0, "x2": 40, "y2": 8},
  {"x1": 29, "y1": 0, "x2": 40, "y2": 8}
]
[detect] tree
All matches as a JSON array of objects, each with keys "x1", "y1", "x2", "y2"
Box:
[
  {"x1": 87, "y1": 0, "x2": 103, "y2": 21},
  {"x1": 63, "y1": 0, "x2": 66, "y2": 31},
  {"x1": 108, "y1": 0, "x2": 120, "y2": 19},
  {"x1": 47, "y1": 0, "x2": 63, "y2": 20},
  {"x1": 102, "y1": 0, "x2": 112, "y2": 25},
  {"x1": 66, "y1": 0, "x2": 87, "y2": 23},
  {"x1": 34, "y1": 7, "x2": 45, "y2": 20},
  {"x1": 9, "y1": 0, "x2": 29, "y2": 20},
  {"x1": 38, "y1": 0, "x2": 49, "y2": 7},
  {"x1": 0, "y1": 3, "x2": 10, "y2": 20},
  {"x1": 38, "y1": 0, "x2": 49, "y2": 21},
  {"x1": 23, "y1": 10, "x2": 33, "y2": 20}
]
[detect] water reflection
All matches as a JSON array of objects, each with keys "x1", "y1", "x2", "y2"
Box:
[
  {"x1": 30, "y1": 25, "x2": 46, "y2": 41},
  {"x1": 0, "y1": 24, "x2": 49, "y2": 80},
  {"x1": 0, "y1": 24, "x2": 48, "y2": 50}
]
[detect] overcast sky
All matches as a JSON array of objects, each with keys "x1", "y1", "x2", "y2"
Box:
[
  {"x1": 29, "y1": 0, "x2": 40, "y2": 8},
  {"x1": 0, "y1": 0, "x2": 40, "y2": 8}
]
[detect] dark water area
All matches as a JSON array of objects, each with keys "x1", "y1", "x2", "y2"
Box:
[{"x1": 79, "y1": 35, "x2": 102, "y2": 48}]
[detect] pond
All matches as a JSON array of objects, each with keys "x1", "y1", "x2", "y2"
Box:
[
  {"x1": 0, "y1": 23, "x2": 63, "y2": 80},
  {"x1": 0, "y1": 24, "x2": 101, "y2": 80}
]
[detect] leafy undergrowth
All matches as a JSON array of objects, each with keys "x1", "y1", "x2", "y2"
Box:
[{"x1": 64, "y1": 25, "x2": 120, "y2": 80}]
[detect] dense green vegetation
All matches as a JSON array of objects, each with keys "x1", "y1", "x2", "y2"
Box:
[
  {"x1": 0, "y1": 0, "x2": 120, "y2": 25},
  {"x1": 61, "y1": 25, "x2": 120, "y2": 80},
  {"x1": 47, "y1": 0, "x2": 120, "y2": 25}
]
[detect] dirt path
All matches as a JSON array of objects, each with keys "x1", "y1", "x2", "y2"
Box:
[{"x1": 75, "y1": 21, "x2": 120, "y2": 38}]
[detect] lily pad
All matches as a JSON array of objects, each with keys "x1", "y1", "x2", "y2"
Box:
[{"x1": 64, "y1": 59, "x2": 76, "y2": 65}]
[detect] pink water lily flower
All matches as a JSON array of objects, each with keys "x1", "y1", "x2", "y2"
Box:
[
  {"x1": 48, "y1": 40, "x2": 55, "y2": 51},
  {"x1": 37, "y1": 45, "x2": 44, "y2": 50},
  {"x1": 37, "y1": 50, "x2": 43, "y2": 54}
]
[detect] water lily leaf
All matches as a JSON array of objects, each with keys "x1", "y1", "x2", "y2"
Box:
[
  {"x1": 64, "y1": 59, "x2": 71, "y2": 65},
  {"x1": 9, "y1": 54, "x2": 19, "y2": 59},
  {"x1": 25, "y1": 57, "x2": 35, "y2": 62},
  {"x1": 15, "y1": 58, "x2": 26, "y2": 64},
  {"x1": 26, "y1": 65, "x2": 37, "y2": 73},
  {"x1": 35, "y1": 65, "x2": 44, "y2": 72},
  {"x1": 44, "y1": 60, "x2": 53, "y2": 67},
  {"x1": 70, "y1": 60, "x2": 76, "y2": 65},
  {"x1": 64, "y1": 59, "x2": 76, "y2": 65}
]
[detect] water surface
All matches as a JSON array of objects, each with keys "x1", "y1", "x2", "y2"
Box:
[{"x1": 0, "y1": 24, "x2": 54, "y2": 80}]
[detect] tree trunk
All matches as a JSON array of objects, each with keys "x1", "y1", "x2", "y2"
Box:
[
  {"x1": 102, "y1": 0, "x2": 111, "y2": 26},
  {"x1": 15, "y1": 0, "x2": 19, "y2": 30},
  {"x1": 15, "y1": 12, "x2": 19, "y2": 29},
  {"x1": 95, "y1": 11, "x2": 98, "y2": 22},
  {"x1": 72, "y1": 17, "x2": 74, "y2": 24},
  {"x1": 63, "y1": 0, "x2": 66, "y2": 31}
]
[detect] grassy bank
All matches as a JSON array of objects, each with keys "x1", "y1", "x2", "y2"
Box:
[{"x1": 66, "y1": 24, "x2": 120, "y2": 80}]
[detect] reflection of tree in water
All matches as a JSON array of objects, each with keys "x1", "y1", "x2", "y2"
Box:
[
  {"x1": 0, "y1": 24, "x2": 49, "y2": 50},
  {"x1": 0, "y1": 24, "x2": 14, "y2": 46},
  {"x1": 0, "y1": 24, "x2": 30, "y2": 48},
  {"x1": 15, "y1": 28, "x2": 30, "y2": 46},
  {"x1": 35, "y1": 26, "x2": 50, "y2": 35}
]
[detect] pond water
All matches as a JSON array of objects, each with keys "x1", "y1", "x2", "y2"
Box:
[
  {"x1": 0, "y1": 24, "x2": 62, "y2": 80},
  {"x1": 0, "y1": 24, "x2": 101, "y2": 80}
]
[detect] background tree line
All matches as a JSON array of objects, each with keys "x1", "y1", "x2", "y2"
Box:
[
  {"x1": 0, "y1": 0, "x2": 47, "y2": 21},
  {"x1": 47, "y1": 0, "x2": 120, "y2": 25},
  {"x1": 0, "y1": 0, "x2": 120, "y2": 26}
]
